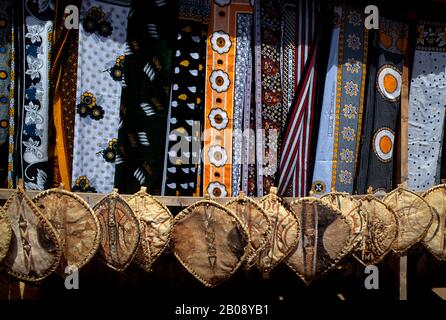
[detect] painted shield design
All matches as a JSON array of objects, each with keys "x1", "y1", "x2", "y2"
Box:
[
  {"x1": 383, "y1": 188, "x2": 433, "y2": 253},
  {"x1": 33, "y1": 188, "x2": 101, "y2": 272},
  {"x1": 286, "y1": 197, "x2": 352, "y2": 284},
  {"x1": 226, "y1": 192, "x2": 272, "y2": 268},
  {"x1": 321, "y1": 192, "x2": 365, "y2": 250},
  {"x1": 171, "y1": 199, "x2": 249, "y2": 288},
  {"x1": 127, "y1": 187, "x2": 173, "y2": 272},
  {"x1": 255, "y1": 188, "x2": 300, "y2": 275},
  {"x1": 354, "y1": 196, "x2": 398, "y2": 265},
  {"x1": 2, "y1": 186, "x2": 61, "y2": 282},
  {"x1": 422, "y1": 185, "x2": 446, "y2": 260},
  {"x1": 93, "y1": 190, "x2": 140, "y2": 271}
]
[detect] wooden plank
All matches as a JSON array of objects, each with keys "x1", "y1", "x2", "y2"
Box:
[{"x1": 396, "y1": 31, "x2": 411, "y2": 300}]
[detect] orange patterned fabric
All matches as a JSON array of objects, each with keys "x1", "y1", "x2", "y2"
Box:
[{"x1": 203, "y1": 0, "x2": 253, "y2": 198}]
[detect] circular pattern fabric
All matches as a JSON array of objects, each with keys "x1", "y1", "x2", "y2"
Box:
[
  {"x1": 376, "y1": 65, "x2": 402, "y2": 101},
  {"x1": 373, "y1": 128, "x2": 395, "y2": 162},
  {"x1": 207, "y1": 181, "x2": 228, "y2": 198},
  {"x1": 210, "y1": 31, "x2": 231, "y2": 54},
  {"x1": 208, "y1": 145, "x2": 228, "y2": 167},
  {"x1": 208, "y1": 108, "x2": 228, "y2": 130},
  {"x1": 210, "y1": 70, "x2": 230, "y2": 93}
]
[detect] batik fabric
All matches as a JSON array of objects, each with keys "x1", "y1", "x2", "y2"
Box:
[
  {"x1": 356, "y1": 18, "x2": 408, "y2": 194},
  {"x1": 72, "y1": 0, "x2": 130, "y2": 193},
  {"x1": 0, "y1": 0, "x2": 12, "y2": 187},
  {"x1": 114, "y1": 0, "x2": 174, "y2": 195},
  {"x1": 408, "y1": 21, "x2": 446, "y2": 191},
  {"x1": 50, "y1": 0, "x2": 80, "y2": 189},
  {"x1": 254, "y1": 0, "x2": 283, "y2": 196},
  {"x1": 19, "y1": 0, "x2": 54, "y2": 191},
  {"x1": 161, "y1": 0, "x2": 208, "y2": 196},
  {"x1": 278, "y1": 0, "x2": 319, "y2": 197},
  {"x1": 203, "y1": 0, "x2": 253, "y2": 198},
  {"x1": 311, "y1": 5, "x2": 368, "y2": 195}
]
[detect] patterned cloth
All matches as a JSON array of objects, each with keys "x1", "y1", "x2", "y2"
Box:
[
  {"x1": 19, "y1": 0, "x2": 55, "y2": 191},
  {"x1": 114, "y1": 0, "x2": 175, "y2": 195},
  {"x1": 278, "y1": 0, "x2": 319, "y2": 197},
  {"x1": 50, "y1": 0, "x2": 80, "y2": 189},
  {"x1": 356, "y1": 18, "x2": 408, "y2": 194},
  {"x1": 161, "y1": 0, "x2": 208, "y2": 196},
  {"x1": 311, "y1": 5, "x2": 368, "y2": 195},
  {"x1": 254, "y1": 0, "x2": 283, "y2": 196},
  {"x1": 0, "y1": 0, "x2": 12, "y2": 188},
  {"x1": 202, "y1": 0, "x2": 253, "y2": 198},
  {"x1": 231, "y1": 12, "x2": 253, "y2": 196},
  {"x1": 408, "y1": 21, "x2": 446, "y2": 192},
  {"x1": 72, "y1": 0, "x2": 130, "y2": 193}
]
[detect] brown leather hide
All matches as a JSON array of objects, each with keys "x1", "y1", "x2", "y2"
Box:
[
  {"x1": 286, "y1": 197, "x2": 352, "y2": 284},
  {"x1": 354, "y1": 196, "x2": 398, "y2": 265},
  {"x1": 422, "y1": 185, "x2": 446, "y2": 260},
  {"x1": 321, "y1": 192, "x2": 365, "y2": 250},
  {"x1": 383, "y1": 188, "x2": 433, "y2": 253},
  {"x1": 127, "y1": 188, "x2": 173, "y2": 272},
  {"x1": 171, "y1": 200, "x2": 249, "y2": 287},
  {"x1": 33, "y1": 189, "x2": 101, "y2": 272},
  {"x1": 225, "y1": 195, "x2": 272, "y2": 268},
  {"x1": 93, "y1": 192, "x2": 140, "y2": 271},
  {"x1": 255, "y1": 191, "x2": 300, "y2": 275},
  {"x1": 2, "y1": 188, "x2": 61, "y2": 282},
  {"x1": 0, "y1": 206, "x2": 12, "y2": 264}
]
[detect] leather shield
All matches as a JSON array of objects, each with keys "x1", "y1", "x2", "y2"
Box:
[
  {"x1": 422, "y1": 185, "x2": 446, "y2": 260},
  {"x1": 286, "y1": 197, "x2": 352, "y2": 284},
  {"x1": 255, "y1": 188, "x2": 300, "y2": 275},
  {"x1": 321, "y1": 192, "x2": 365, "y2": 251},
  {"x1": 0, "y1": 205, "x2": 12, "y2": 264},
  {"x1": 127, "y1": 187, "x2": 173, "y2": 272},
  {"x1": 171, "y1": 199, "x2": 249, "y2": 288},
  {"x1": 2, "y1": 187, "x2": 61, "y2": 282},
  {"x1": 225, "y1": 193, "x2": 272, "y2": 268},
  {"x1": 383, "y1": 188, "x2": 433, "y2": 253},
  {"x1": 354, "y1": 196, "x2": 398, "y2": 265},
  {"x1": 33, "y1": 188, "x2": 101, "y2": 272},
  {"x1": 93, "y1": 191, "x2": 140, "y2": 271}
]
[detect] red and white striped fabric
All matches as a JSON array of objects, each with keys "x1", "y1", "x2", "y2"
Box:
[{"x1": 278, "y1": 0, "x2": 318, "y2": 197}]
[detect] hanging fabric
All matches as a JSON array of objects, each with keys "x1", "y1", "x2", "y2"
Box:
[
  {"x1": 356, "y1": 18, "x2": 408, "y2": 194},
  {"x1": 18, "y1": 0, "x2": 55, "y2": 191},
  {"x1": 161, "y1": 0, "x2": 209, "y2": 197},
  {"x1": 311, "y1": 5, "x2": 368, "y2": 196},
  {"x1": 202, "y1": 0, "x2": 253, "y2": 198},
  {"x1": 114, "y1": 0, "x2": 174, "y2": 195},
  {"x1": 71, "y1": 0, "x2": 130, "y2": 193},
  {"x1": 278, "y1": 0, "x2": 319, "y2": 197},
  {"x1": 0, "y1": 0, "x2": 12, "y2": 187},
  {"x1": 7, "y1": 4, "x2": 16, "y2": 189},
  {"x1": 408, "y1": 21, "x2": 446, "y2": 192},
  {"x1": 50, "y1": 0, "x2": 80, "y2": 190},
  {"x1": 231, "y1": 6, "x2": 253, "y2": 197},
  {"x1": 254, "y1": 0, "x2": 284, "y2": 196}
]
